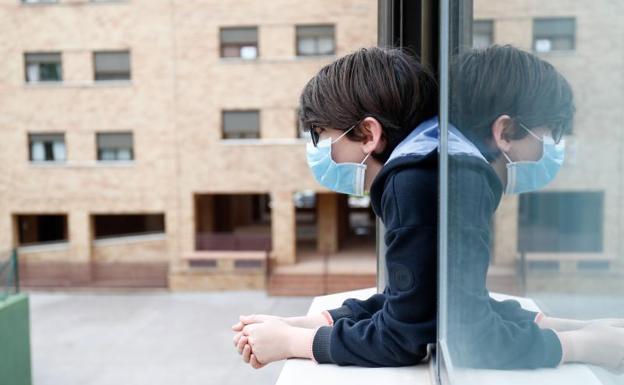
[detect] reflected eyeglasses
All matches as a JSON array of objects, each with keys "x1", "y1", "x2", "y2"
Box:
[{"x1": 518, "y1": 122, "x2": 566, "y2": 144}]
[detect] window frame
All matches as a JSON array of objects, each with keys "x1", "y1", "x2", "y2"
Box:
[
  {"x1": 93, "y1": 50, "x2": 132, "y2": 82},
  {"x1": 28, "y1": 133, "x2": 66, "y2": 163},
  {"x1": 24, "y1": 52, "x2": 63, "y2": 83},
  {"x1": 532, "y1": 17, "x2": 576, "y2": 53},
  {"x1": 219, "y1": 26, "x2": 259, "y2": 60},
  {"x1": 295, "y1": 24, "x2": 336, "y2": 57},
  {"x1": 221, "y1": 110, "x2": 261, "y2": 140},
  {"x1": 96, "y1": 132, "x2": 135, "y2": 162}
]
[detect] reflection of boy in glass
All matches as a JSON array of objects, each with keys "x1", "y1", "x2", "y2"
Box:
[{"x1": 447, "y1": 44, "x2": 624, "y2": 370}]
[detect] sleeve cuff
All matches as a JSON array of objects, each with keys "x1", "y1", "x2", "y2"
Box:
[
  {"x1": 312, "y1": 326, "x2": 334, "y2": 364},
  {"x1": 321, "y1": 310, "x2": 334, "y2": 326},
  {"x1": 542, "y1": 328, "x2": 564, "y2": 367},
  {"x1": 327, "y1": 305, "x2": 352, "y2": 322},
  {"x1": 535, "y1": 312, "x2": 545, "y2": 324}
]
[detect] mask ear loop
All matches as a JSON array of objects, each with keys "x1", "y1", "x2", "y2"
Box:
[
  {"x1": 360, "y1": 151, "x2": 372, "y2": 165},
  {"x1": 502, "y1": 151, "x2": 513, "y2": 164},
  {"x1": 331, "y1": 124, "x2": 357, "y2": 144}
]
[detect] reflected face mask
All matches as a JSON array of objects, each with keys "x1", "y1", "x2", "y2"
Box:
[
  {"x1": 502, "y1": 127, "x2": 565, "y2": 194},
  {"x1": 306, "y1": 127, "x2": 371, "y2": 197}
]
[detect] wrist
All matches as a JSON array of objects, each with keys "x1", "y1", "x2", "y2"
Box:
[
  {"x1": 538, "y1": 316, "x2": 589, "y2": 332},
  {"x1": 286, "y1": 326, "x2": 317, "y2": 359},
  {"x1": 287, "y1": 313, "x2": 330, "y2": 328}
]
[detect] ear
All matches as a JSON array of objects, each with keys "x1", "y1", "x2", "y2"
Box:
[
  {"x1": 359, "y1": 117, "x2": 386, "y2": 155},
  {"x1": 490, "y1": 115, "x2": 516, "y2": 153}
]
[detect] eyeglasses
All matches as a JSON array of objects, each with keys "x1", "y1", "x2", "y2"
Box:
[
  {"x1": 518, "y1": 122, "x2": 566, "y2": 144},
  {"x1": 310, "y1": 122, "x2": 360, "y2": 147}
]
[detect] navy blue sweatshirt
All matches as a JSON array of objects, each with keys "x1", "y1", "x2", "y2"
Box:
[{"x1": 311, "y1": 117, "x2": 562, "y2": 369}]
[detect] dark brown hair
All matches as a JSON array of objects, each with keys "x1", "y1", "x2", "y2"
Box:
[
  {"x1": 450, "y1": 45, "x2": 575, "y2": 161},
  {"x1": 298, "y1": 47, "x2": 438, "y2": 163}
]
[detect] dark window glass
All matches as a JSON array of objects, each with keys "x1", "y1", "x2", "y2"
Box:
[
  {"x1": 94, "y1": 51, "x2": 131, "y2": 81},
  {"x1": 29, "y1": 133, "x2": 66, "y2": 162},
  {"x1": 25, "y1": 52, "x2": 62, "y2": 82},
  {"x1": 519, "y1": 192, "x2": 604, "y2": 252},
  {"x1": 220, "y1": 27, "x2": 258, "y2": 59},
  {"x1": 222, "y1": 110, "x2": 260, "y2": 139},
  {"x1": 97, "y1": 132, "x2": 134, "y2": 161},
  {"x1": 533, "y1": 18, "x2": 576, "y2": 52}
]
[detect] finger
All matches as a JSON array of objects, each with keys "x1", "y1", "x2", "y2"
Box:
[
  {"x1": 242, "y1": 323, "x2": 256, "y2": 336},
  {"x1": 250, "y1": 353, "x2": 265, "y2": 369},
  {"x1": 242, "y1": 344, "x2": 252, "y2": 363},
  {"x1": 240, "y1": 314, "x2": 261, "y2": 324},
  {"x1": 232, "y1": 321, "x2": 244, "y2": 331},
  {"x1": 237, "y1": 336, "x2": 248, "y2": 354},
  {"x1": 233, "y1": 331, "x2": 243, "y2": 347}
]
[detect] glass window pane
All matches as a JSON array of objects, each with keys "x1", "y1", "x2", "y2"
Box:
[
  {"x1": 533, "y1": 18, "x2": 575, "y2": 52},
  {"x1": 97, "y1": 133, "x2": 134, "y2": 160},
  {"x1": 222, "y1": 110, "x2": 259, "y2": 139},
  {"x1": 473, "y1": 20, "x2": 493, "y2": 48},
  {"x1": 220, "y1": 27, "x2": 258, "y2": 58},
  {"x1": 25, "y1": 52, "x2": 62, "y2": 82},
  {"x1": 296, "y1": 25, "x2": 335, "y2": 56},
  {"x1": 94, "y1": 51, "x2": 131, "y2": 81},
  {"x1": 29, "y1": 133, "x2": 65, "y2": 161},
  {"x1": 440, "y1": 0, "x2": 623, "y2": 382}
]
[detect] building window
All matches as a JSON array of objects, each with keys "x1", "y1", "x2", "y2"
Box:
[
  {"x1": 24, "y1": 52, "x2": 62, "y2": 83},
  {"x1": 220, "y1": 27, "x2": 258, "y2": 59},
  {"x1": 533, "y1": 17, "x2": 576, "y2": 53},
  {"x1": 16, "y1": 215, "x2": 68, "y2": 246},
  {"x1": 29, "y1": 133, "x2": 66, "y2": 162},
  {"x1": 473, "y1": 20, "x2": 493, "y2": 49},
  {"x1": 93, "y1": 214, "x2": 165, "y2": 240},
  {"x1": 222, "y1": 110, "x2": 260, "y2": 139},
  {"x1": 97, "y1": 132, "x2": 134, "y2": 161},
  {"x1": 518, "y1": 191, "x2": 604, "y2": 253},
  {"x1": 94, "y1": 51, "x2": 131, "y2": 81},
  {"x1": 296, "y1": 25, "x2": 335, "y2": 56}
]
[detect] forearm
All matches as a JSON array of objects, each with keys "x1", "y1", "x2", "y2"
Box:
[
  {"x1": 286, "y1": 312, "x2": 332, "y2": 329},
  {"x1": 537, "y1": 315, "x2": 589, "y2": 332}
]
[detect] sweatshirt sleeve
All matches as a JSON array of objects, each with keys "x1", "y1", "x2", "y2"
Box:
[
  {"x1": 445, "y1": 160, "x2": 562, "y2": 369},
  {"x1": 488, "y1": 297, "x2": 538, "y2": 323},
  {"x1": 312, "y1": 167, "x2": 437, "y2": 367},
  {"x1": 326, "y1": 293, "x2": 387, "y2": 323}
]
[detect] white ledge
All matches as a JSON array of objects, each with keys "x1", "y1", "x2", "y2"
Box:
[
  {"x1": 275, "y1": 287, "x2": 603, "y2": 385},
  {"x1": 275, "y1": 287, "x2": 432, "y2": 385}
]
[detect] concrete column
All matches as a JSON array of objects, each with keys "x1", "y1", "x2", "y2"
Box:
[
  {"x1": 271, "y1": 190, "x2": 296, "y2": 264},
  {"x1": 316, "y1": 193, "x2": 339, "y2": 254},
  {"x1": 68, "y1": 210, "x2": 92, "y2": 283}
]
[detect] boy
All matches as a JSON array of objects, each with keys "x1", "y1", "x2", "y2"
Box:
[{"x1": 232, "y1": 45, "x2": 624, "y2": 371}]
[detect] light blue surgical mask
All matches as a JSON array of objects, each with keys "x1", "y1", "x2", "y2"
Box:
[
  {"x1": 502, "y1": 124, "x2": 565, "y2": 194},
  {"x1": 306, "y1": 126, "x2": 371, "y2": 196}
]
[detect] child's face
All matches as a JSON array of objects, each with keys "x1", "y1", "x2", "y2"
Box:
[
  {"x1": 504, "y1": 126, "x2": 551, "y2": 162},
  {"x1": 312, "y1": 117, "x2": 385, "y2": 165},
  {"x1": 315, "y1": 126, "x2": 371, "y2": 164}
]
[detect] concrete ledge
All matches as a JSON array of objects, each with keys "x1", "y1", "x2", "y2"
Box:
[
  {"x1": 275, "y1": 287, "x2": 432, "y2": 385},
  {"x1": 276, "y1": 287, "x2": 603, "y2": 385}
]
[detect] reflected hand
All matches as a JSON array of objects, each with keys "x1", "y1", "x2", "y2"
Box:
[{"x1": 559, "y1": 323, "x2": 624, "y2": 372}]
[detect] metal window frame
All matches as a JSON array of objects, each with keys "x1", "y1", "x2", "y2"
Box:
[{"x1": 377, "y1": 1, "x2": 473, "y2": 383}]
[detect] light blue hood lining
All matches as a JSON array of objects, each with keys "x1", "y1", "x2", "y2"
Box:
[{"x1": 385, "y1": 117, "x2": 488, "y2": 165}]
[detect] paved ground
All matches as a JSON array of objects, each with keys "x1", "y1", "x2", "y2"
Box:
[
  {"x1": 28, "y1": 290, "x2": 313, "y2": 385},
  {"x1": 27, "y1": 290, "x2": 624, "y2": 385}
]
